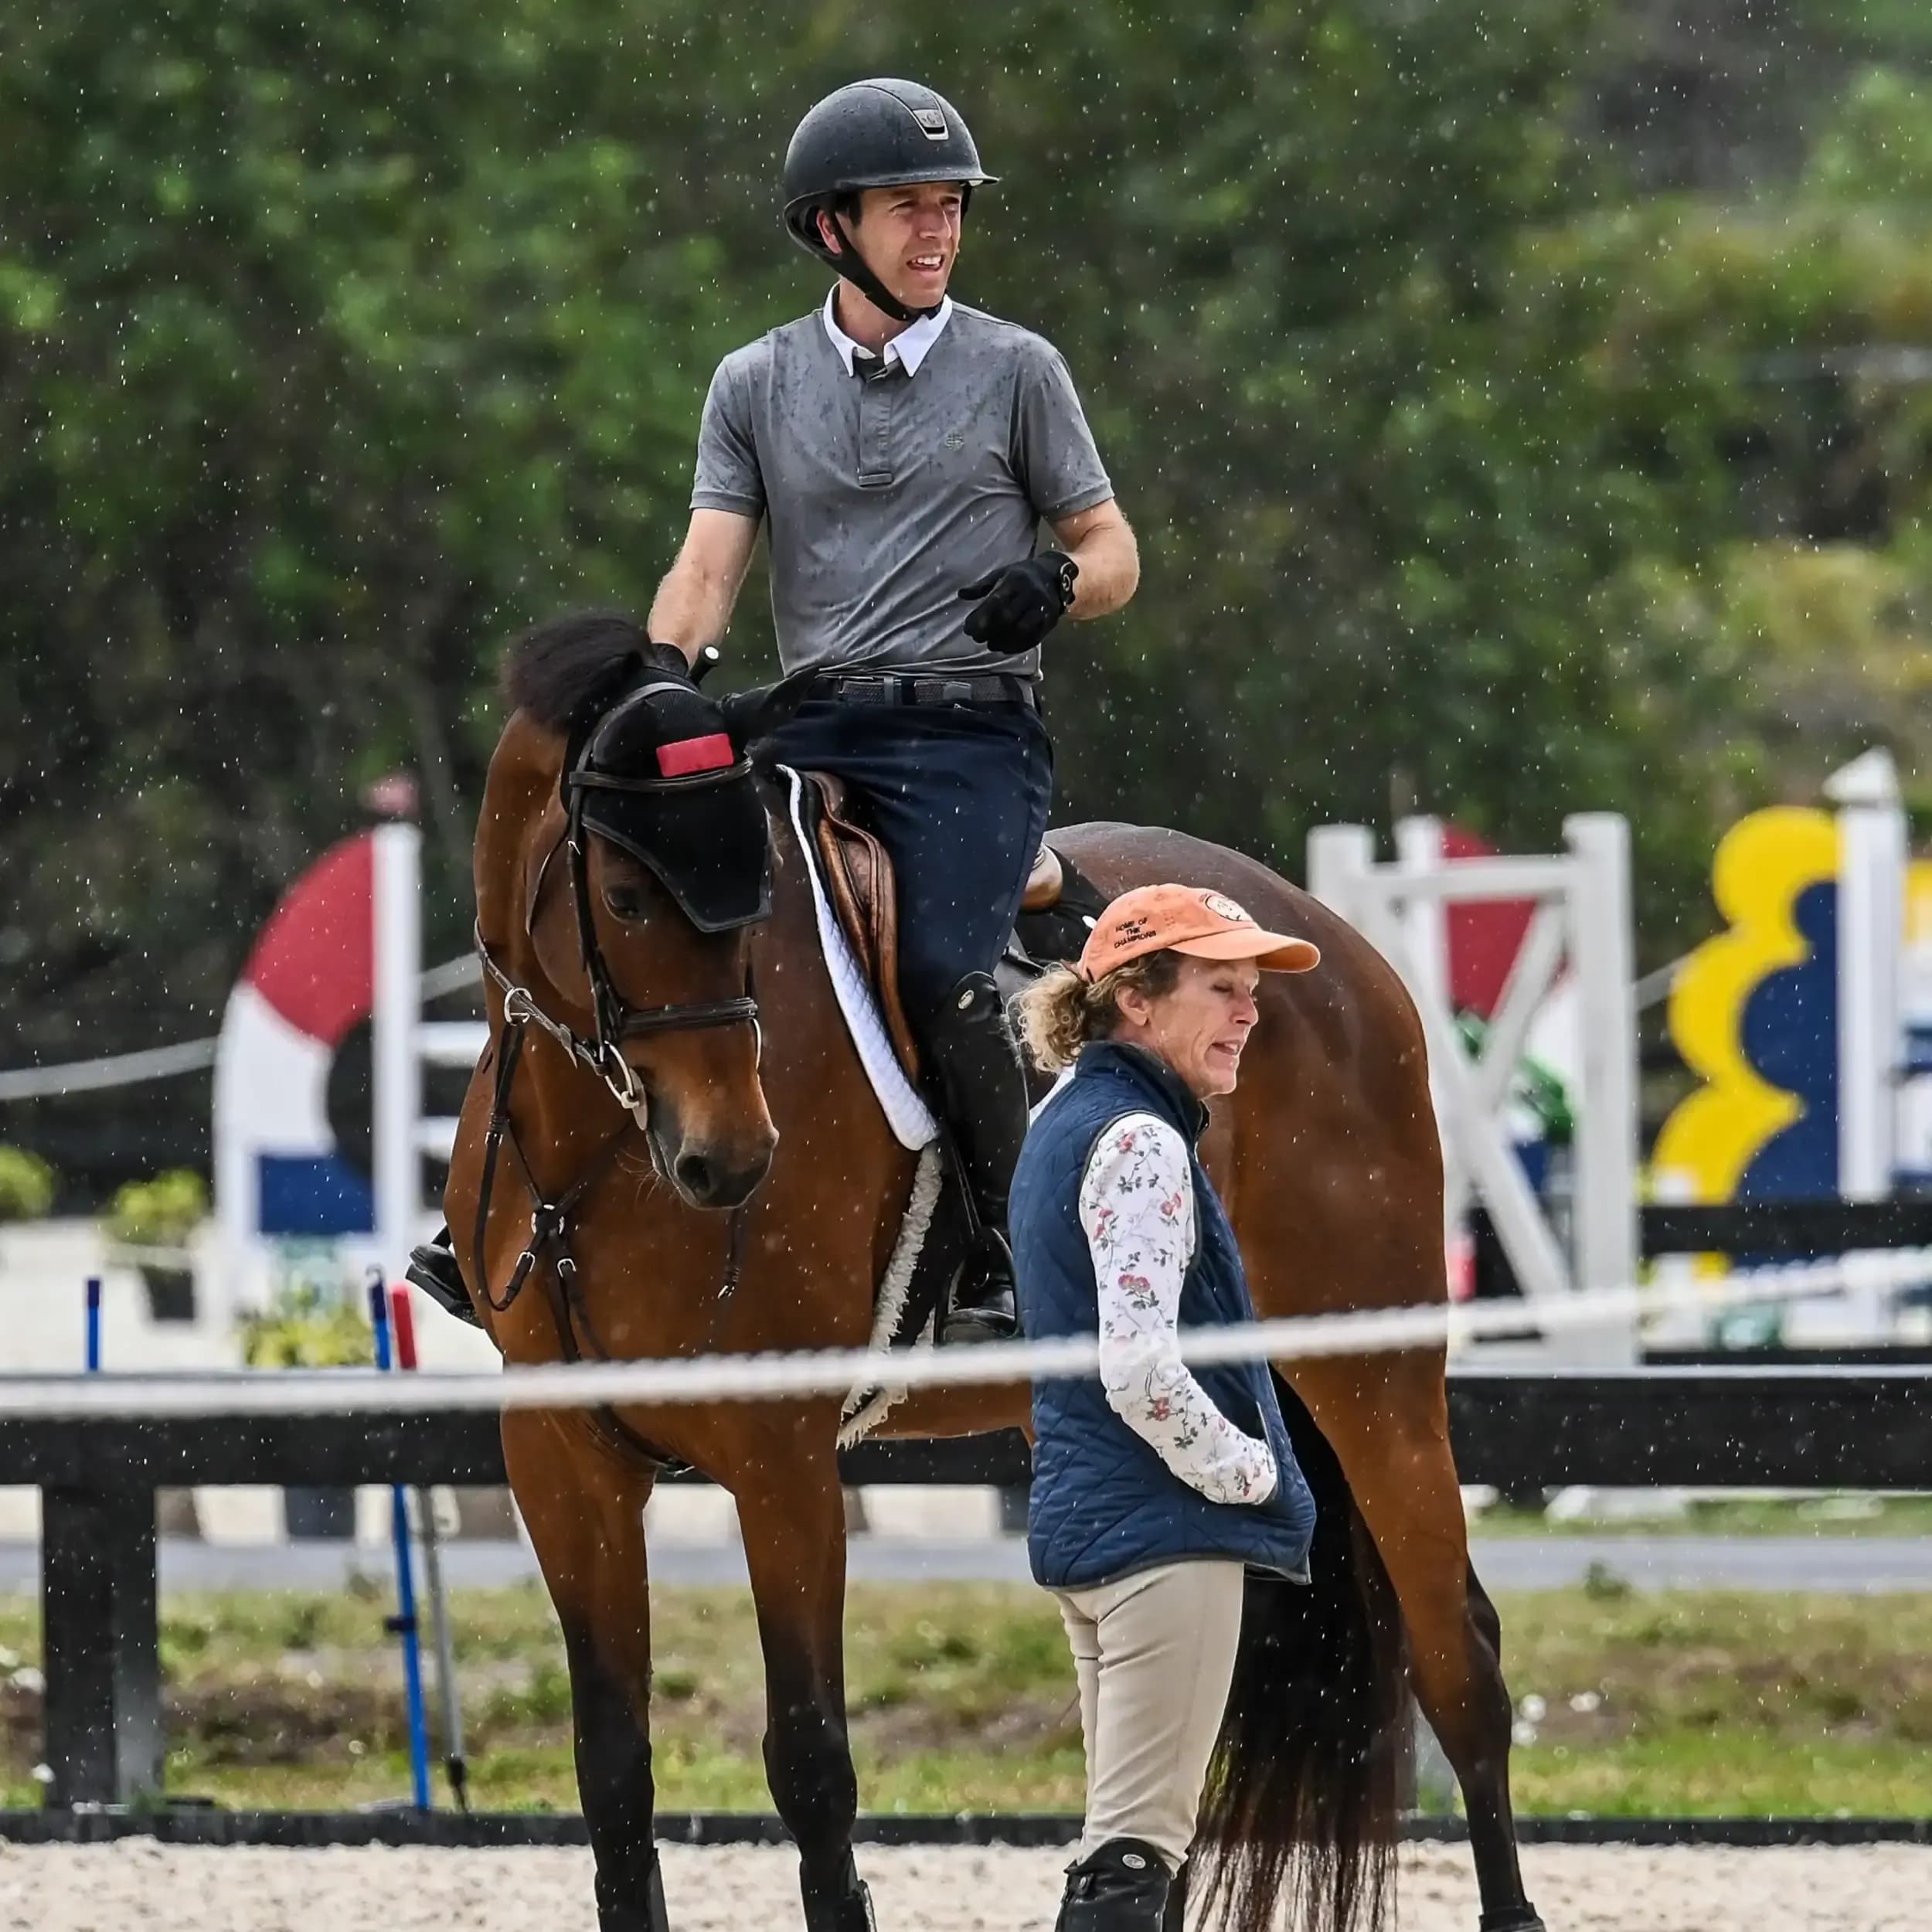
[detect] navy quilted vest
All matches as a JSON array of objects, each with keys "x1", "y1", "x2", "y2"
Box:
[{"x1": 1012, "y1": 1039, "x2": 1315, "y2": 1590}]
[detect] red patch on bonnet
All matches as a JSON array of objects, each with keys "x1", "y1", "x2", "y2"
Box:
[{"x1": 655, "y1": 733, "x2": 735, "y2": 778}]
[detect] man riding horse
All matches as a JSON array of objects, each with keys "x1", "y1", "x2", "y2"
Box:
[
  {"x1": 700, "y1": 77, "x2": 1138, "y2": 1339},
  {"x1": 430, "y1": 74, "x2": 1548, "y2": 1932},
  {"x1": 416, "y1": 77, "x2": 1139, "y2": 1339}
]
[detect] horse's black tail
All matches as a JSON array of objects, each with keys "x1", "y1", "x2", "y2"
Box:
[{"x1": 1193, "y1": 1372, "x2": 1404, "y2": 1932}]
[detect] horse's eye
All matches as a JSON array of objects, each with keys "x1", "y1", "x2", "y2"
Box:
[{"x1": 603, "y1": 882, "x2": 646, "y2": 922}]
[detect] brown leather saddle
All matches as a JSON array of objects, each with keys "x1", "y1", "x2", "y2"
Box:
[{"x1": 800, "y1": 770, "x2": 1066, "y2": 1084}]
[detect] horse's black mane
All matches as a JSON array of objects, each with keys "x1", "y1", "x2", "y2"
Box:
[
  {"x1": 502, "y1": 610, "x2": 686, "y2": 733},
  {"x1": 506, "y1": 610, "x2": 814, "y2": 771}
]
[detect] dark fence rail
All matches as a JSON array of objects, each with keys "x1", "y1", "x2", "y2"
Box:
[
  {"x1": 9, "y1": 1366, "x2": 1932, "y2": 1492},
  {"x1": 1638, "y1": 1198, "x2": 1932, "y2": 1257},
  {"x1": 16, "y1": 1366, "x2": 1932, "y2": 1808},
  {"x1": 1467, "y1": 1195, "x2": 1932, "y2": 1302}
]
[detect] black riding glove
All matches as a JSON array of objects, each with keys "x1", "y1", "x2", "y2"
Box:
[{"x1": 957, "y1": 551, "x2": 1079, "y2": 655}]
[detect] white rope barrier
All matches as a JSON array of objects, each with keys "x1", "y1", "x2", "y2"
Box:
[
  {"x1": 0, "y1": 959, "x2": 477, "y2": 1102},
  {"x1": 0, "y1": 1038, "x2": 219, "y2": 1102},
  {"x1": 2, "y1": 1246, "x2": 1926, "y2": 1423}
]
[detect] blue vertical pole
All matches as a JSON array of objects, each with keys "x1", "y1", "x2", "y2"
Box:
[
  {"x1": 84, "y1": 1277, "x2": 102, "y2": 1373},
  {"x1": 369, "y1": 1279, "x2": 432, "y2": 1809}
]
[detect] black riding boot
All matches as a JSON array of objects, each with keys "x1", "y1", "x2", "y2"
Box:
[
  {"x1": 404, "y1": 1226, "x2": 481, "y2": 1328},
  {"x1": 922, "y1": 971, "x2": 1026, "y2": 1344},
  {"x1": 1162, "y1": 1857, "x2": 1189, "y2": 1931},
  {"x1": 1056, "y1": 1839, "x2": 1172, "y2": 1931}
]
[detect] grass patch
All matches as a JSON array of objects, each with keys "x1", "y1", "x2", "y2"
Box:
[
  {"x1": 1510, "y1": 1734, "x2": 1932, "y2": 1816},
  {"x1": 1471, "y1": 1494, "x2": 1932, "y2": 1537},
  {"x1": 4, "y1": 1583, "x2": 1930, "y2": 1815},
  {"x1": 1488, "y1": 1588, "x2": 1932, "y2": 1815}
]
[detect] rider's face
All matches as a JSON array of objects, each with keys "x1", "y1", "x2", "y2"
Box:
[{"x1": 825, "y1": 181, "x2": 964, "y2": 310}]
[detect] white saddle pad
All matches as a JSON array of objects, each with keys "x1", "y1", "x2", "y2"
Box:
[{"x1": 781, "y1": 766, "x2": 937, "y2": 1151}]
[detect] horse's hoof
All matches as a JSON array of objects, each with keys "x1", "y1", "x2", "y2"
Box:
[
  {"x1": 812, "y1": 1882, "x2": 876, "y2": 1932},
  {"x1": 596, "y1": 1855, "x2": 672, "y2": 1931},
  {"x1": 1478, "y1": 1910, "x2": 1546, "y2": 1932}
]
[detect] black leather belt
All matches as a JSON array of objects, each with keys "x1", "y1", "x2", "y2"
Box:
[{"x1": 816, "y1": 670, "x2": 1039, "y2": 712}]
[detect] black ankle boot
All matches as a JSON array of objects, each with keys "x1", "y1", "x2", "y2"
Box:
[
  {"x1": 404, "y1": 1226, "x2": 481, "y2": 1328},
  {"x1": 1056, "y1": 1838, "x2": 1172, "y2": 1930},
  {"x1": 922, "y1": 971, "x2": 1027, "y2": 1344}
]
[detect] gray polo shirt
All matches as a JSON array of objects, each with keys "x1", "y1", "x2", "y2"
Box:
[{"x1": 691, "y1": 301, "x2": 1113, "y2": 678}]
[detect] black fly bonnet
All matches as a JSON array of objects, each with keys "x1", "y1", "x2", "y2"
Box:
[{"x1": 566, "y1": 669, "x2": 772, "y2": 934}]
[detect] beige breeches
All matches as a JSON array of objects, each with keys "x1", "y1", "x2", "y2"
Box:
[{"x1": 1054, "y1": 1558, "x2": 1247, "y2": 1873}]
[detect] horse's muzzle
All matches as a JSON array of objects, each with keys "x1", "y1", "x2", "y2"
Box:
[{"x1": 648, "y1": 1118, "x2": 776, "y2": 1210}]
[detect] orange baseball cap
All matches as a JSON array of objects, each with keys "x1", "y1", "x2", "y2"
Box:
[{"x1": 1077, "y1": 883, "x2": 1321, "y2": 982}]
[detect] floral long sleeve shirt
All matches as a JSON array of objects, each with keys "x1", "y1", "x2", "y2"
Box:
[{"x1": 1078, "y1": 1112, "x2": 1279, "y2": 1506}]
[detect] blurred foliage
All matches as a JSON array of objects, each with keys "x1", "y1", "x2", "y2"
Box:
[
  {"x1": 236, "y1": 1278, "x2": 372, "y2": 1368},
  {"x1": 4, "y1": 2, "x2": 1932, "y2": 1181},
  {"x1": 103, "y1": 1166, "x2": 208, "y2": 1247},
  {"x1": 0, "y1": 1147, "x2": 56, "y2": 1222},
  {"x1": 1564, "y1": 61, "x2": 1932, "y2": 825}
]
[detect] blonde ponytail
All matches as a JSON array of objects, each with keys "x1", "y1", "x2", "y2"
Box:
[{"x1": 1012, "y1": 951, "x2": 1182, "y2": 1074}]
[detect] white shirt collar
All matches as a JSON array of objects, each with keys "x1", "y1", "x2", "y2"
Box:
[{"x1": 821, "y1": 289, "x2": 953, "y2": 377}]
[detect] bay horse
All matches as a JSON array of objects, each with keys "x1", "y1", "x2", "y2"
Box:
[{"x1": 444, "y1": 612, "x2": 1545, "y2": 1932}]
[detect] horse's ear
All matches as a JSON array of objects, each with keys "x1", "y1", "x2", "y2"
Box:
[{"x1": 720, "y1": 666, "x2": 818, "y2": 758}]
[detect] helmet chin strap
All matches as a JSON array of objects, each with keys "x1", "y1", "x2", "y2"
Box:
[{"x1": 820, "y1": 209, "x2": 941, "y2": 327}]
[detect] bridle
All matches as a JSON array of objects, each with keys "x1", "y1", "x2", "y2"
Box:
[
  {"x1": 476, "y1": 861, "x2": 760, "y2": 1125},
  {"x1": 565, "y1": 763, "x2": 761, "y2": 1107},
  {"x1": 463, "y1": 686, "x2": 772, "y2": 1469},
  {"x1": 477, "y1": 689, "x2": 765, "y2": 1117}
]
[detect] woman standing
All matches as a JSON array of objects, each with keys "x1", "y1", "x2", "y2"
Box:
[{"x1": 1010, "y1": 883, "x2": 1323, "y2": 1932}]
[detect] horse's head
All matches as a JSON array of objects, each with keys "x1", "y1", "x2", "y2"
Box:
[{"x1": 498, "y1": 613, "x2": 788, "y2": 1211}]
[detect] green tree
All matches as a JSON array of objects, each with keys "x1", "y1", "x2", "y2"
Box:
[
  {"x1": 6, "y1": 0, "x2": 1921, "y2": 1187},
  {"x1": 1568, "y1": 63, "x2": 1932, "y2": 826},
  {"x1": 0, "y1": 0, "x2": 753, "y2": 1072}
]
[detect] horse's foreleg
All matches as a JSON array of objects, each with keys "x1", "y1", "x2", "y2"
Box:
[
  {"x1": 1287, "y1": 1352, "x2": 1544, "y2": 1932},
  {"x1": 503, "y1": 1412, "x2": 669, "y2": 1932},
  {"x1": 733, "y1": 1438, "x2": 874, "y2": 1932}
]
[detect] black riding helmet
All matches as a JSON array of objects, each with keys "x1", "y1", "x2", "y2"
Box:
[{"x1": 781, "y1": 79, "x2": 995, "y2": 325}]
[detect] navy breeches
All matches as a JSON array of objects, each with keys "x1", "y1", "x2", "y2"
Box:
[{"x1": 765, "y1": 695, "x2": 1053, "y2": 1028}]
